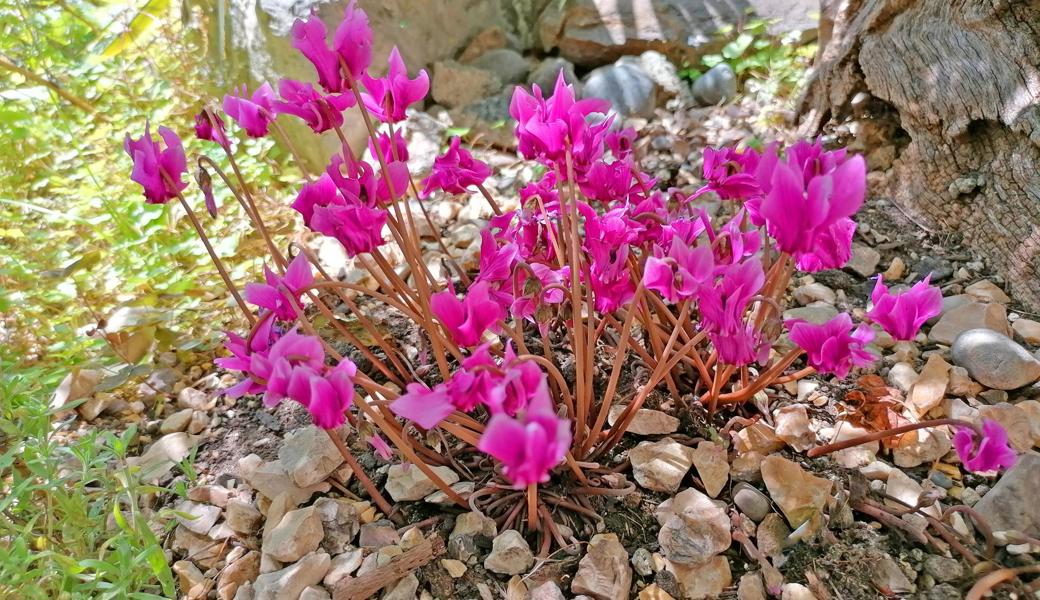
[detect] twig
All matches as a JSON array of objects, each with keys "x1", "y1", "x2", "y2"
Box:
[{"x1": 332, "y1": 535, "x2": 445, "y2": 600}]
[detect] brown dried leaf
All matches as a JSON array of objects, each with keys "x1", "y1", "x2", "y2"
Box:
[{"x1": 843, "y1": 375, "x2": 915, "y2": 448}]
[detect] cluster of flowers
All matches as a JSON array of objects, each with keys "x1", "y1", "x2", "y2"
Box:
[
  {"x1": 123, "y1": 0, "x2": 1018, "y2": 485},
  {"x1": 392, "y1": 344, "x2": 570, "y2": 486}
]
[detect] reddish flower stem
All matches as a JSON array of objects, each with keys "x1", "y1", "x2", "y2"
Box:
[
  {"x1": 164, "y1": 172, "x2": 253, "y2": 324},
  {"x1": 807, "y1": 418, "x2": 976, "y2": 458}
]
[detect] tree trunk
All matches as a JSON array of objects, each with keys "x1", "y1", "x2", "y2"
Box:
[{"x1": 797, "y1": 0, "x2": 1040, "y2": 308}]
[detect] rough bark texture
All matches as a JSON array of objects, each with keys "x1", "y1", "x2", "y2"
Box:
[{"x1": 798, "y1": 0, "x2": 1040, "y2": 308}]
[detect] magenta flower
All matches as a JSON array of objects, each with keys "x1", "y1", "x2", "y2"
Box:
[
  {"x1": 448, "y1": 345, "x2": 501, "y2": 412},
  {"x1": 244, "y1": 253, "x2": 314, "y2": 321},
  {"x1": 312, "y1": 201, "x2": 387, "y2": 256},
  {"x1": 194, "y1": 110, "x2": 230, "y2": 148},
  {"x1": 643, "y1": 235, "x2": 714, "y2": 304},
  {"x1": 509, "y1": 71, "x2": 610, "y2": 167},
  {"x1": 292, "y1": 172, "x2": 387, "y2": 256},
  {"x1": 694, "y1": 146, "x2": 762, "y2": 200},
  {"x1": 368, "y1": 130, "x2": 409, "y2": 165},
  {"x1": 261, "y1": 330, "x2": 326, "y2": 406},
  {"x1": 421, "y1": 137, "x2": 492, "y2": 197},
  {"x1": 788, "y1": 313, "x2": 876, "y2": 378},
  {"x1": 486, "y1": 346, "x2": 548, "y2": 416},
  {"x1": 953, "y1": 419, "x2": 1017, "y2": 473},
  {"x1": 580, "y1": 159, "x2": 635, "y2": 203},
  {"x1": 223, "y1": 83, "x2": 277, "y2": 137},
  {"x1": 710, "y1": 326, "x2": 768, "y2": 366},
  {"x1": 759, "y1": 153, "x2": 865, "y2": 259},
  {"x1": 332, "y1": 0, "x2": 373, "y2": 83},
  {"x1": 215, "y1": 319, "x2": 277, "y2": 397},
  {"x1": 867, "y1": 275, "x2": 942, "y2": 341},
  {"x1": 369, "y1": 434, "x2": 393, "y2": 460},
  {"x1": 274, "y1": 79, "x2": 355, "y2": 133},
  {"x1": 430, "y1": 280, "x2": 505, "y2": 347},
  {"x1": 389, "y1": 382, "x2": 455, "y2": 430},
  {"x1": 124, "y1": 124, "x2": 188, "y2": 204},
  {"x1": 606, "y1": 127, "x2": 637, "y2": 159},
  {"x1": 361, "y1": 47, "x2": 429, "y2": 122},
  {"x1": 511, "y1": 263, "x2": 570, "y2": 329},
  {"x1": 306, "y1": 358, "x2": 357, "y2": 429},
  {"x1": 698, "y1": 258, "x2": 764, "y2": 335},
  {"x1": 291, "y1": 14, "x2": 344, "y2": 93},
  {"x1": 792, "y1": 218, "x2": 855, "y2": 272},
  {"x1": 478, "y1": 376, "x2": 571, "y2": 487}
]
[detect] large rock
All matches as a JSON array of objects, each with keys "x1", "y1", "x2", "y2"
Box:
[
  {"x1": 630, "y1": 438, "x2": 695, "y2": 492},
  {"x1": 536, "y1": 0, "x2": 744, "y2": 67},
  {"x1": 264, "y1": 506, "x2": 324, "y2": 562},
  {"x1": 384, "y1": 463, "x2": 460, "y2": 501},
  {"x1": 313, "y1": 497, "x2": 360, "y2": 555},
  {"x1": 929, "y1": 301, "x2": 1009, "y2": 345},
  {"x1": 432, "y1": 60, "x2": 502, "y2": 108},
  {"x1": 527, "y1": 57, "x2": 581, "y2": 93},
  {"x1": 667, "y1": 556, "x2": 732, "y2": 600},
  {"x1": 483, "y1": 530, "x2": 534, "y2": 575},
  {"x1": 691, "y1": 63, "x2": 737, "y2": 106},
  {"x1": 469, "y1": 48, "x2": 531, "y2": 85},
  {"x1": 761, "y1": 456, "x2": 832, "y2": 528},
  {"x1": 582, "y1": 58, "x2": 658, "y2": 118},
  {"x1": 571, "y1": 533, "x2": 632, "y2": 600},
  {"x1": 278, "y1": 426, "x2": 344, "y2": 488},
  {"x1": 238, "y1": 454, "x2": 330, "y2": 506},
  {"x1": 655, "y1": 488, "x2": 731, "y2": 565},
  {"x1": 951, "y1": 329, "x2": 1040, "y2": 390},
  {"x1": 127, "y1": 432, "x2": 201, "y2": 480},
  {"x1": 253, "y1": 551, "x2": 331, "y2": 600},
  {"x1": 217, "y1": 551, "x2": 260, "y2": 600}
]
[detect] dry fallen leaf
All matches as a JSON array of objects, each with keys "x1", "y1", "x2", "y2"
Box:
[{"x1": 843, "y1": 375, "x2": 915, "y2": 448}]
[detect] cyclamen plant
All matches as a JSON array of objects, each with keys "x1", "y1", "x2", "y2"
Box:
[{"x1": 125, "y1": 1, "x2": 1016, "y2": 544}]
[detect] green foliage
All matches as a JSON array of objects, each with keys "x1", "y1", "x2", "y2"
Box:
[
  {"x1": 0, "y1": 3, "x2": 294, "y2": 598},
  {"x1": 680, "y1": 19, "x2": 817, "y2": 105},
  {"x1": 0, "y1": 360, "x2": 182, "y2": 599},
  {"x1": 0, "y1": 0, "x2": 294, "y2": 371}
]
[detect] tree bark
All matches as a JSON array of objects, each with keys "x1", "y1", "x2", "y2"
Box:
[{"x1": 797, "y1": 0, "x2": 1040, "y2": 308}]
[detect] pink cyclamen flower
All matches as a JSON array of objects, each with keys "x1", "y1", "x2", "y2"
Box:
[
  {"x1": 580, "y1": 159, "x2": 635, "y2": 203},
  {"x1": 214, "y1": 318, "x2": 277, "y2": 397},
  {"x1": 430, "y1": 280, "x2": 505, "y2": 347},
  {"x1": 244, "y1": 253, "x2": 314, "y2": 321},
  {"x1": 292, "y1": 172, "x2": 387, "y2": 256},
  {"x1": 478, "y1": 375, "x2": 571, "y2": 487},
  {"x1": 509, "y1": 71, "x2": 610, "y2": 166},
  {"x1": 361, "y1": 47, "x2": 429, "y2": 122},
  {"x1": 223, "y1": 83, "x2": 277, "y2": 137},
  {"x1": 643, "y1": 235, "x2": 714, "y2": 304},
  {"x1": 124, "y1": 124, "x2": 188, "y2": 204},
  {"x1": 368, "y1": 130, "x2": 409, "y2": 165},
  {"x1": 421, "y1": 137, "x2": 492, "y2": 197},
  {"x1": 389, "y1": 382, "x2": 455, "y2": 429},
  {"x1": 867, "y1": 275, "x2": 942, "y2": 341},
  {"x1": 194, "y1": 110, "x2": 230, "y2": 148},
  {"x1": 694, "y1": 145, "x2": 762, "y2": 200},
  {"x1": 788, "y1": 313, "x2": 876, "y2": 379},
  {"x1": 332, "y1": 0, "x2": 373, "y2": 83},
  {"x1": 368, "y1": 434, "x2": 393, "y2": 460},
  {"x1": 759, "y1": 153, "x2": 865, "y2": 259},
  {"x1": 291, "y1": 14, "x2": 344, "y2": 93},
  {"x1": 793, "y1": 217, "x2": 856, "y2": 272},
  {"x1": 305, "y1": 358, "x2": 357, "y2": 429},
  {"x1": 953, "y1": 419, "x2": 1017, "y2": 473},
  {"x1": 274, "y1": 79, "x2": 356, "y2": 133}
]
